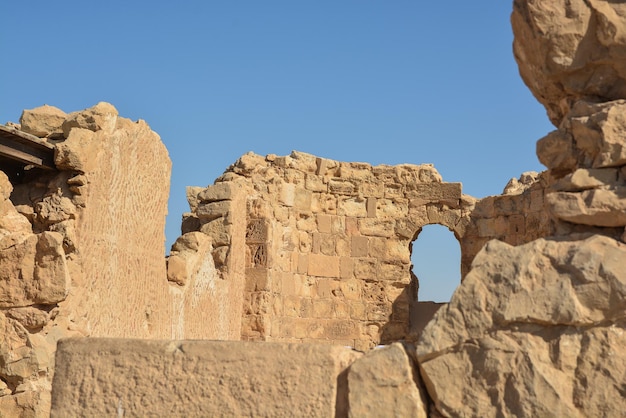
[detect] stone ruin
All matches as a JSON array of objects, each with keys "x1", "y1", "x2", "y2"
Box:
[{"x1": 1, "y1": 0, "x2": 626, "y2": 416}]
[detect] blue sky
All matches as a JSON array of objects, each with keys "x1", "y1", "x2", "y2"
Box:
[{"x1": 1, "y1": 1, "x2": 553, "y2": 301}]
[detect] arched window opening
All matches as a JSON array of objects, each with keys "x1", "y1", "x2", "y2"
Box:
[{"x1": 410, "y1": 224, "x2": 461, "y2": 303}]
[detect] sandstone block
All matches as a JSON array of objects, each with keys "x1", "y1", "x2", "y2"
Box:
[
  {"x1": 196, "y1": 200, "x2": 230, "y2": 221},
  {"x1": 329, "y1": 179, "x2": 357, "y2": 195},
  {"x1": 51, "y1": 339, "x2": 361, "y2": 418},
  {"x1": 417, "y1": 235, "x2": 626, "y2": 417},
  {"x1": 351, "y1": 236, "x2": 369, "y2": 257},
  {"x1": 546, "y1": 188, "x2": 626, "y2": 227},
  {"x1": 0, "y1": 232, "x2": 69, "y2": 308},
  {"x1": 279, "y1": 182, "x2": 295, "y2": 206},
  {"x1": 338, "y1": 197, "x2": 367, "y2": 217},
  {"x1": 308, "y1": 254, "x2": 340, "y2": 278},
  {"x1": 552, "y1": 168, "x2": 619, "y2": 191},
  {"x1": 405, "y1": 182, "x2": 462, "y2": 202},
  {"x1": 348, "y1": 343, "x2": 428, "y2": 418},
  {"x1": 317, "y1": 213, "x2": 332, "y2": 233},
  {"x1": 62, "y1": 102, "x2": 118, "y2": 137},
  {"x1": 197, "y1": 181, "x2": 240, "y2": 202},
  {"x1": 54, "y1": 127, "x2": 98, "y2": 172},
  {"x1": 358, "y1": 218, "x2": 394, "y2": 237},
  {"x1": 19, "y1": 104, "x2": 66, "y2": 137}
]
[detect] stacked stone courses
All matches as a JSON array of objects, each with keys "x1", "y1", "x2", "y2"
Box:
[{"x1": 177, "y1": 150, "x2": 554, "y2": 350}]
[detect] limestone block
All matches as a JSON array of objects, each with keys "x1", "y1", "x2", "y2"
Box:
[
  {"x1": 305, "y1": 174, "x2": 326, "y2": 192},
  {"x1": 196, "y1": 200, "x2": 230, "y2": 221},
  {"x1": 317, "y1": 214, "x2": 332, "y2": 233},
  {"x1": 348, "y1": 343, "x2": 428, "y2": 418},
  {"x1": 294, "y1": 188, "x2": 312, "y2": 210},
  {"x1": 19, "y1": 104, "x2": 66, "y2": 137},
  {"x1": 54, "y1": 127, "x2": 99, "y2": 172},
  {"x1": 51, "y1": 339, "x2": 361, "y2": 418},
  {"x1": 308, "y1": 253, "x2": 340, "y2": 278},
  {"x1": 376, "y1": 198, "x2": 408, "y2": 218},
  {"x1": 358, "y1": 218, "x2": 394, "y2": 237},
  {"x1": 552, "y1": 168, "x2": 619, "y2": 191},
  {"x1": 353, "y1": 258, "x2": 377, "y2": 280},
  {"x1": 329, "y1": 179, "x2": 357, "y2": 195},
  {"x1": 279, "y1": 182, "x2": 295, "y2": 206},
  {"x1": 546, "y1": 188, "x2": 626, "y2": 227},
  {"x1": 405, "y1": 182, "x2": 462, "y2": 202},
  {"x1": 351, "y1": 235, "x2": 369, "y2": 258},
  {"x1": 417, "y1": 235, "x2": 626, "y2": 417},
  {"x1": 61, "y1": 102, "x2": 118, "y2": 137},
  {"x1": 199, "y1": 218, "x2": 232, "y2": 247},
  {"x1": 197, "y1": 181, "x2": 240, "y2": 202}
]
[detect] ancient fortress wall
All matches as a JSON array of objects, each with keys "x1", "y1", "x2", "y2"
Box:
[
  {"x1": 5, "y1": 0, "x2": 626, "y2": 413},
  {"x1": 0, "y1": 103, "x2": 246, "y2": 416},
  {"x1": 173, "y1": 150, "x2": 555, "y2": 351}
]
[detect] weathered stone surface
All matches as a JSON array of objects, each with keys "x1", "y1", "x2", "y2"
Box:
[
  {"x1": 348, "y1": 343, "x2": 427, "y2": 418},
  {"x1": 547, "y1": 188, "x2": 626, "y2": 227},
  {"x1": 19, "y1": 105, "x2": 66, "y2": 137},
  {"x1": 54, "y1": 127, "x2": 99, "y2": 172},
  {"x1": 417, "y1": 235, "x2": 626, "y2": 417},
  {"x1": 0, "y1": 385, "x2": 51, "y2": 418},
  {"x1": 538, "y1": 101, "x2": 626, "y2": 171},
  {"x1": 51, "y1": 338, "x2": 360, "y2": 418},
  {"x1": 552, "y1": 168, "x2": 619, "y2": 192},
  {"x1": 0, "y1": 232, "x2": 69, "y2": 308},
  {"x1": 512, "y1": 0, "x2": 626, "y2": 125},
  {"x1": 62, "y1": 102, "x2": 118, "y2": 137}
]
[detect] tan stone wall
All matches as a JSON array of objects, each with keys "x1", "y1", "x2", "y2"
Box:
[
  {"x1": 1, "y1": 103, "x2": 183, "y2": 416},
  {"x1": 177, "y1": 152, "x2": 557, "y2": 351},
  {"x1": 462, "y1": 172, "x2": 555, "y2": 274},
  {"x1": 180, "y1": 151, "x2": 475, "y2": 350}
]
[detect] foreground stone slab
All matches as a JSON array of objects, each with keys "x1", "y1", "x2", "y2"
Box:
[
  {"x1": 417, "y1": 235, "x2": 626, "y2": 417},
  {"x1": 51, "y1": 338, "x2": 361, "y2": 417}
]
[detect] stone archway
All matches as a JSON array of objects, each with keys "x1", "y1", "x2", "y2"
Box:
[{"x1": 408, "y1": 222, "x2": 462, "y2": 338}]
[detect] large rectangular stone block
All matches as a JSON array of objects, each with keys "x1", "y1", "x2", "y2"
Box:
[
  {"x1": 308, "y1": 253, "x2": 340, "y2": 277},
  {"x1": 51, "y1": 338, "x2": 361, "y2": 418}
]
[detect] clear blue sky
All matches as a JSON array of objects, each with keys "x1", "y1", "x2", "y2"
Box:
[{"x1": 1, "y1": 1, "x2": 553, "y2": 301}]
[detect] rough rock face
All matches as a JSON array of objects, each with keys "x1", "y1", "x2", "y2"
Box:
[
  {"x1": 347, "y1": 343, "x2": 428, "y2": 418},
  {"x1": 512, "y1": 0, "x2": 626, "y2": 126},
  {"x1": 416, "y1": 235, "x2": 626, "y2": 417},
  {"x1": 19, "y1": 105, "x2": 66, "y2": 138}
]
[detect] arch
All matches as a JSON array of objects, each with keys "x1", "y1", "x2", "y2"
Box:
[{"x1": 410, "y1": 224, "x2": 461, "y2": 303}]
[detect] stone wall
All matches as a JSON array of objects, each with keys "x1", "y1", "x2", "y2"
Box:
[
  {"x1": 0, "y1": 103, "x2": 236, "y2": 417},
  {"x1": 174, "y1": 151, "x2": 555, "y2": 351}
]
